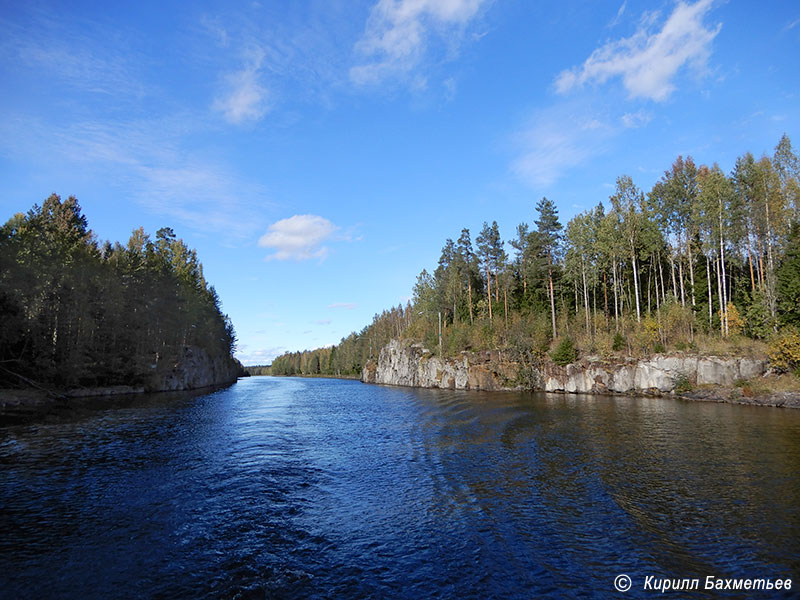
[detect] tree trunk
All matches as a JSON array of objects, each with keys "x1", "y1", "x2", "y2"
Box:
[
  {"x1": 548, "y1": 269, "x2": 557, "y2": 339},
  {"x1": 468, "y1": 280, "x2": 473, "y2": 325},
  {"x1": 687, "y1": 242, "x2": 696, "y2": 307},
  {"x1": 581, "y1": 261, "x2": 590, "y2": 335},
  {"x1": 612, "y1": 260, "x2": 619, "y2": 330},
  {"x1": 485, "y1": 262, "x2": 492, "y2": 322},
  {"x1": 706, "y1": 253, "x2": 713, "y2": 327},
  {"x1": 669, "y1": 254, "x2": 678, "y2": 299},
  {"x1": 631, "y1": 247, "x2": 641, "y2": 323},
  {"x1": 720, "y1": 236, "x2": 728, "y2": 336}
]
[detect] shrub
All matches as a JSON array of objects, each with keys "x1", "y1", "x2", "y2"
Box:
[
  {"x1": 595, "y1": 332, "x2": 614, "y2": 358},
  {"x1": 550, "y1": 337, "x2": 579, "y2": 366},
  {"x1": 726, "y1": 302, "x2": 744, "y2": 336},
  {"x1": 612, "y1": 332, "x2": 626, "y2": 351},
  {"x1": 654, "y1": 342, "x2": 666, "y2": 354},
  {"x1": 768, "y1": 328, "x2": 800, "y2": 373},
  {"x1": 673, "y1": 372, "x2": 693, "y2": 394}
]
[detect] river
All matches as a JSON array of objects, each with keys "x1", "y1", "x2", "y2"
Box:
[{"x1": 1, "y1": 377, "x2": 798, "y2": 599}]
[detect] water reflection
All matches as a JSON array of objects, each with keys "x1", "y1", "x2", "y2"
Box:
[{"x1": 1, "y1": 377, "x2": 799, "y2": 598}]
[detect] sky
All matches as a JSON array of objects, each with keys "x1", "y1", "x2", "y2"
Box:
[{"x1": 1, "y1": 0, "x2": 799, "y2": 365}]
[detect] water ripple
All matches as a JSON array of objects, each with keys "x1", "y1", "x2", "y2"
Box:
[{"x1": 2, "y1": 378, "x2": 799, "y2": 598}]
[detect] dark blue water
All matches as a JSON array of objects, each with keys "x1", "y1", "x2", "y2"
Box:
[{"x1": 1, "y1": 377, "x2": 799, "y2": 599}]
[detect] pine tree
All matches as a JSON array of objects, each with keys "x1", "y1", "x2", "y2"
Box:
[{"x1": 534, "y1": 197, "x2": 562, "y2": 338}]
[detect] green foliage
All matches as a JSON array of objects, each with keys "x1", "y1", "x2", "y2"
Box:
[
  {"x1": 0, "y1": 195, "x2": 236, "y2": 389},
  {"x1": 673, "y1": 373, "x2": 693, "y2": 394},
  {"x1": 743, "y1": 291, "x2": 774, "y2": 339},
  {"x1": 550, "y1": 337, "x2": 578, "y2": 366},
  {"x1": 612, "y1": 332, "x2": 626, "y2": 351},
  {"x1": 777, "y1": 222, "x2": 800, "y2": 326},
  {"x1": 267, "y1": 136, "x2": 800, "y2": 377}
]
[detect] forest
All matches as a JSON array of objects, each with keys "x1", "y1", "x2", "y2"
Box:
[
  {"x1": 266, "y1": 135, "x2": 800, "y2": 379},
  {"x1": 0, "y1": 194, "x2": 238, "y2": 390}
]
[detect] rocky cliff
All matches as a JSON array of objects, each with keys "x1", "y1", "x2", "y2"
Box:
[
  {"x1": 148, "y1": 345, "x2": 242, "y2": 392},
  {"x1": 361, "y1": 339, "x2": 767, "y2": 396},
  {"x1": 540, "y1": 355, "x2": 766, "y2": 394},
  {"x1": 361, "y1": 340, "x2": 519, "y2": 391}
]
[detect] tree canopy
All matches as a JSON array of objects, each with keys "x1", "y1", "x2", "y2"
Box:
[
  {"x1": 0, "y1": 194, "x2": 237, "y2": 389},
  {"x1": 267, "y1": 135, "x2": 800, "y2": 376}
]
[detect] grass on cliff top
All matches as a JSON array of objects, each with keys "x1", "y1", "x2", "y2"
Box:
[
  {"x1": 732, "y1": 372, "x2": 800, "y2": 396},
  {"x1": 411, "y1": 311, "x2": 770, "y2": 363}
]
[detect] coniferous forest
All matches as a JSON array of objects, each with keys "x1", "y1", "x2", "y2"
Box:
[
  {"x1": 0, "y1": 194, "x2": 237, "y2": 390},
  {"x1": 267, "y1": 136, "x2": 800, "y2": 379}
]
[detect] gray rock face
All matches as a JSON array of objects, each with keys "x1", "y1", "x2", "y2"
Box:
[
  {"x1": 542, "y1": 355, "x2": 766, "y2": 394},
  {"x1": 362, "y1": 340, "x2": 767, "y2": 395},
  {"x1": 362, "y1": 340, "x2": 518, "y2": 391},
  {"x1": 149, "y1": 345, "x2": 240, "y2": 392}
]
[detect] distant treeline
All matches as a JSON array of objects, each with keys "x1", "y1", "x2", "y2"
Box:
[
  {"x1": 267, "y1": 135, "x2": 800, "y2": 376},
  {"x1": 0, "y1": 194, "x2": 237, "y2": 389},
  {"x1": 259, "y1": 304, "x2": 409, "y2": 377}
]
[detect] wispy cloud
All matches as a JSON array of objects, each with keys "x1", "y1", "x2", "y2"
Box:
[
  {"x1": 213, "y1": 47, "x2": 270, "y2": 124},
  {"x1": 236, "y1": 346, "x2": 286, "y2": 365},
  {"x1": 328, "y1": 302, "x2": 358, "y2": 310},
  {"x1": 0, "y1": 114, "x2": 269, "y2": 237},
  {"x1": 315, "y1": 319, "x2": 332, "y2": 325},
  {"x1": 621, "y1": 109, "x2": 653, "y2": 128},
  {"x1": 608, "y1": 1, "x2": 627, "y2": 28},
  {"x1": 350, "y1": 0, "x2": 489, "y2": 85},
  {"x1": 511, "y1": 103, "x2": 614, "y2": 187},
  {"x1": 0, "y1": 7, "x2": 147, "y2": 104},
  {"x1": 258, "y1": 215, "x2": 339, "y2": 261},
  {"x1": 555, "y1": 0, "x2": 721, "y2": 101}
]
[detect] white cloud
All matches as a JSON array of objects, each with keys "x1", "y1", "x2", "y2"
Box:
[
  {"x1": 608, "y1": 1, "x2": 627, "y2": 28},
  {"x1": 0, "y1": 114, "x2": 268, "y2": 238},
  {"x1": 258, "y1": 215, "x2": 338, "y2": 261},
  {"x1": 512, "y1": 104, "x2": 614, "y2": 187},
  {"x1": 621, "y1": 109, "x2": 653, "y2": 128},
  {"x1": 214, "y1": 49, "x2": 269, "y2": 124},
  {"x1": 236, "y1": 346, "x2": 286, "y2": 365},
  {"x1": 555, "y1": 0, "x2": 721, "y2": 101},
  {"x1": 350, "y1": 0, "x2": 489, "y2": 85}
]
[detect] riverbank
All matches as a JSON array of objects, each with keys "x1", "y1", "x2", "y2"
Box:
[
  {"x1": 0, "y1": 345, "x2": 244, "y2": 424},
  {"x1": 362, "y1": 339, "x2": 800, "y2": 409},
  {"x1": 0, "y1": 381, "x2": 241, "y2": 425}
]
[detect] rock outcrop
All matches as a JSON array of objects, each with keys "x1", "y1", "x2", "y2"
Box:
[
  {"x1": 361, "y1": 339, "x2": 768, "y2": 396},
  {"x1": 541, "y1": 355, "x2": 766, "y2": 394},
  {"x1": 362, "y1": 340, "x2": 520, "y2": 391},
  {"x1": 148, "y1": 345, "x2": 241, "y2": 392}
]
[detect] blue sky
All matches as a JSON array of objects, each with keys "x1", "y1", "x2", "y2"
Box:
[{"x1": 1, "y1": 0, "x2": 798, "y2": 365}]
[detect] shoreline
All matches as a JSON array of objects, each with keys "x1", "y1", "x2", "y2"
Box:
[
  {"x1": 253, "y1": 373, "x2": 361, "y2": 381},
  {"x1": 677, "y1": 386, "x2": 800, "y2": 409},
  {"x1": 0, "y1": 380, "x2": 239, "y2": 425},
  {"x1": 362, "y1": 379, "x2": 800, "y2": 409},
  {"x1": 361, "y1": 340, "x2": 800, "y2": 409}
]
